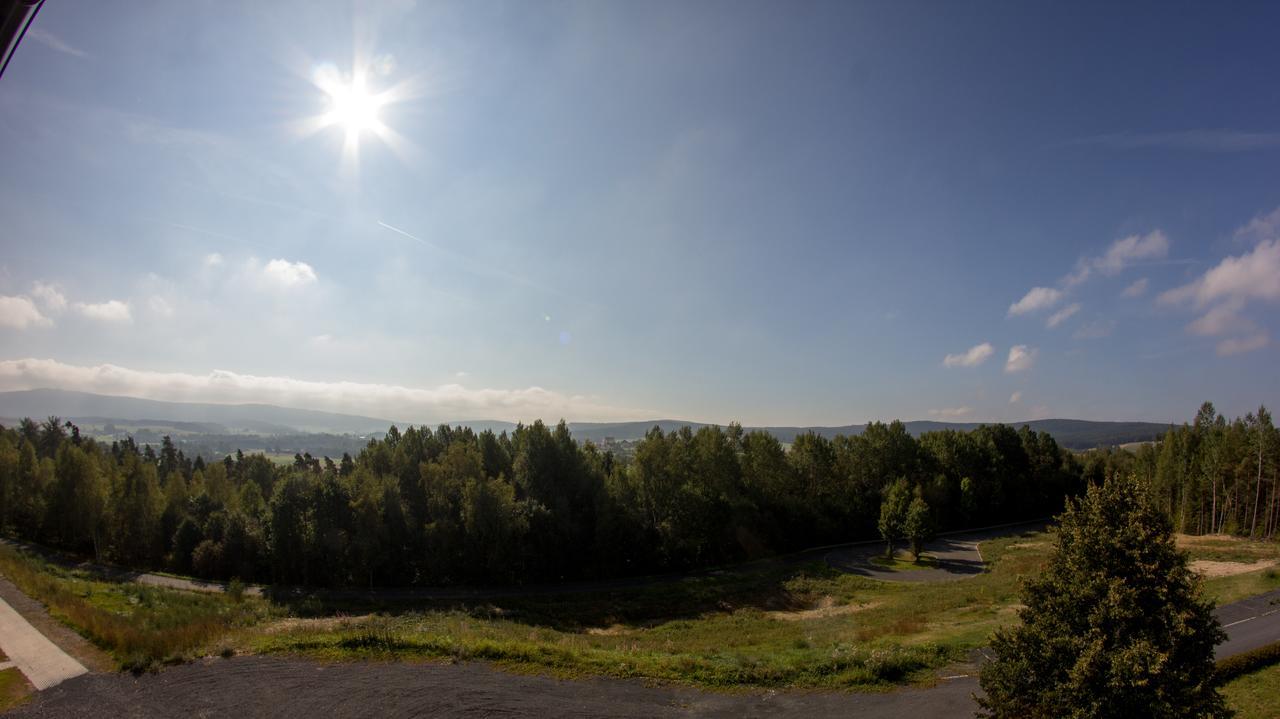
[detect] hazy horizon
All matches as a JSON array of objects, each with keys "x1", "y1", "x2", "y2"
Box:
[{"x1": 1, "y1": 1, "x2": 1278, "y2": 426}]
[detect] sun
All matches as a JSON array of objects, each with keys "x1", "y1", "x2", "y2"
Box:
[
  {"x1": 322, "y1": 73, "x2": 385, "y2": 137},
  {"x1": 300, "y1": 60, "x2": 414, "y2": 170}
]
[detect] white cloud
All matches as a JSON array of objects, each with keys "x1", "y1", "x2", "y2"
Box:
[
  {"x1": 1046, "y1": 303, "x2": 1081, "y2": 329},
  {"x1": 1159, "y1": 239, "x2": 1280, "y2": 309},
  {"x1": 1073, "y1": 320, "x2": 1116, "y2": 340},
  {"x1": 1236, "y1": 207, "x2": 1280, "y2": 242},
  {"x1": 1216, "y1": 333, "x2": 1269, "y2": 357},
  {"x1": 259, "y1": 258, "x2": 317, "y2": 289},
  {"x1": 147, "y1": 296, "x2": 175, "y2": 318},
  {"x1": 1021, "y1": 231, "x2": 1168, "y2": 313},
  {"x1": 1095, "y1": 230, "x2": 1169, "y2": 274},
  {"x1": 0, "y1": 296, "x2": 52, "y2": 329},
  {"x1": 1008, "y1": 287, "x2": 1062, "y2": 316},
  {"x1": 1009, "y1": 391, "x2": 1022, "y2": 404},
  {"x1": 1121, "y1": 277, "x2": 1149, "y2": 298},
  {"x1": 455, "y1": 371, "x2": 470, "y2": 379},
  {"x1": 203, "y1": 253, "x2": 225, "y2": 268},
  {"x1": 0, "y1": 358, "x2": 657, "y2": 423},
  {"x1": 943, "y1": 342, "x2": 994, "y2": 368},
  {"x1": 928, "y1": 407, "x2": 973, "y2": 419},
  {"x1": 74, "y1": 300, "x2": 132, "y2": 323},
  {"x1": 1186, "y1": 298, "x2": 1250, "y2": 337},
  {"x1": 1005, "y1": 345, "x2": 1037, "y2": 373},
  {"x1": 31, "y1": 282, "x2": 67, "y2": 313},
  {"x1": 1159, "y1": 238, "x2": 1280, "y2": 346}
]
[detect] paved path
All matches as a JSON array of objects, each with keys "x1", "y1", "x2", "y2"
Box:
[
  {"x1": 1215, "y1": 588, "x2": 1280, "y2": 659},
  {"x1": 822, "y1": 523, "x2": 1043, "y2": 582},
  {"x1": 0, "y1": 596, "x2": 85, "y2": 690}
]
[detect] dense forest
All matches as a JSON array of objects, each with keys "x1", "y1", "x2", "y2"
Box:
[
  {"x1": 1087, "y1": 402, "x2": 1280, "y2": 539},
  {"x1": 0, "y1": 402, "x2": 1271, "y2": 588}
]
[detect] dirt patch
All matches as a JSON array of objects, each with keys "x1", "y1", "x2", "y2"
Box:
[
  {"x1": 767, "y1": 596, "x2": 880, "y2": 622},
  {"x1": 1189, "y1": 559, "x2": 1278, "y2": 578}
]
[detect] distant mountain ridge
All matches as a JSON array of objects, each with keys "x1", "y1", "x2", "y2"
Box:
[
  {"x1": 0, "y1": 389, "x2": 391, "y2": 435},
  {"x1": 0, "y1": 388, "x2": 1174, "y2": 449}
]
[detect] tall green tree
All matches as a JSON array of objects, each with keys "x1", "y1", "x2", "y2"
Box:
[
  {"x1": 978, "y1": 473, "x2": 1227, "y2": 719},
  {"x1": 878, "y1": 477, "x2": 912, "y2": 558},
  {"x1": 903, "y1": 492, "x2": 934, "y2": 561}
]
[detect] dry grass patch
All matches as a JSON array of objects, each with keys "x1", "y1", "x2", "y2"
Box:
[
  {"x1": 1190, "y1": 559, "x2": 1278, "y2": 578},
  {"x1": 767, "y1": 597, "x2": 880, "y2": 622}
]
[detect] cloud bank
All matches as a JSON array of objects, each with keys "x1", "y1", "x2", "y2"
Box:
[{"x1": 0, "y1": 358, "x2": 655, "y2": 424}]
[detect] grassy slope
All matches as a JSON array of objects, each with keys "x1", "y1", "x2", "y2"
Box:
[
  {"x1": 0, "y1": 544, "x2": 273, "y2": 671},
  {"x1": 0, "y1": 529, "x2": 1276, "y2": 692},
  {"x1": 242, "y1": 531, "x2": 1051, "y2": 689}
]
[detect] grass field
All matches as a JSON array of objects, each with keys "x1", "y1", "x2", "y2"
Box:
[
  {"x1": 1223, "y1": 659, "x2": 1280, "y2": 719},
  {"x1": 1, "y1": 528, "x2": 1277, "y2": 692},
  {"x1": 241, "y1": 531, "x2": 1054, "y2": 689}
]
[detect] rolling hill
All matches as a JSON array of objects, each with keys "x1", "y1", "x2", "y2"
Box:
[{"x1": 0, "y1": 388, "x2": 1174, "y2": 449}]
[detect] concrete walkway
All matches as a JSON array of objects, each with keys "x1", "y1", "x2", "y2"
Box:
[{"x1": 0, "y1": 596, "x2": 86, "y2": 690}]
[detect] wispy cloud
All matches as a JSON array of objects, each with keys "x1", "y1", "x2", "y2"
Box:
[
  {"x1": 943, "y1": 342, "x2": 994, "y2": 368},
  {"x1": 1005, "y1": 345, "x2": 1037, "y2": 373},
  {"x1": 1094, "y1": 230, "x2": 1169, "y2": 275},
  {"x1": 1012, "y1": 231, "x2": 1170, "y2": 319},
  {"x1": 928, "y1": 407, "x2": 973, "y2": 419},
  {"x1": 0, "y1": 358, "x2": 657, "y2": 423},
  {"x1": 30, "y1": 281, "x2": 67, "y2": 313},
  {"x1": 25, "y1": 29, "x2": 88, "y2": 59},
  {"x1": 1046, "y1": 303, "x2": 1081, "y2": 329},
  {"x1": 1008, "y1": 287, "x2": 1062, "y2": 316},
  {"x1": 1009, "y1": 391, "x2": 1022, "y2": 404},
  {"x1": 1070, "y1": 130, "x2": 1280, "y2": 152},
  {"x1": 1121, "y1": 277, "x2": 1149, "y2": 298},
  {"x1": 1216, "y1": 333, "x2": 1269, "y2": 357}
]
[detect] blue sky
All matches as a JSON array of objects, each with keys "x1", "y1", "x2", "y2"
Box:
[{"x1": 0, "y1": 0, "x2": 1278, "y2": 426}]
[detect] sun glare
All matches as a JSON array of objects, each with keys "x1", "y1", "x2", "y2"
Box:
[
  {"x1": 323, "y1": 74, "x2": 385, "y2": 136},
  {"x1": 301, "y1": 59, "x2": 415, "y2": 170}
]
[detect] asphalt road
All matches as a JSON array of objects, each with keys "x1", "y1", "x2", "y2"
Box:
[{"x1": 1215, "y1": 588, "x2": 1280, "y2": 659}]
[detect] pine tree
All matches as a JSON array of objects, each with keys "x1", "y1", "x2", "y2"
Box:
[{"x1": 978, "y1": 473, "x2": 1228, "y2": 718}]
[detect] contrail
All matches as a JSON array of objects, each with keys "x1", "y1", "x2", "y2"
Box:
[{"x1": 377, "y1": 220, "x2": 433, "y2": 246}]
